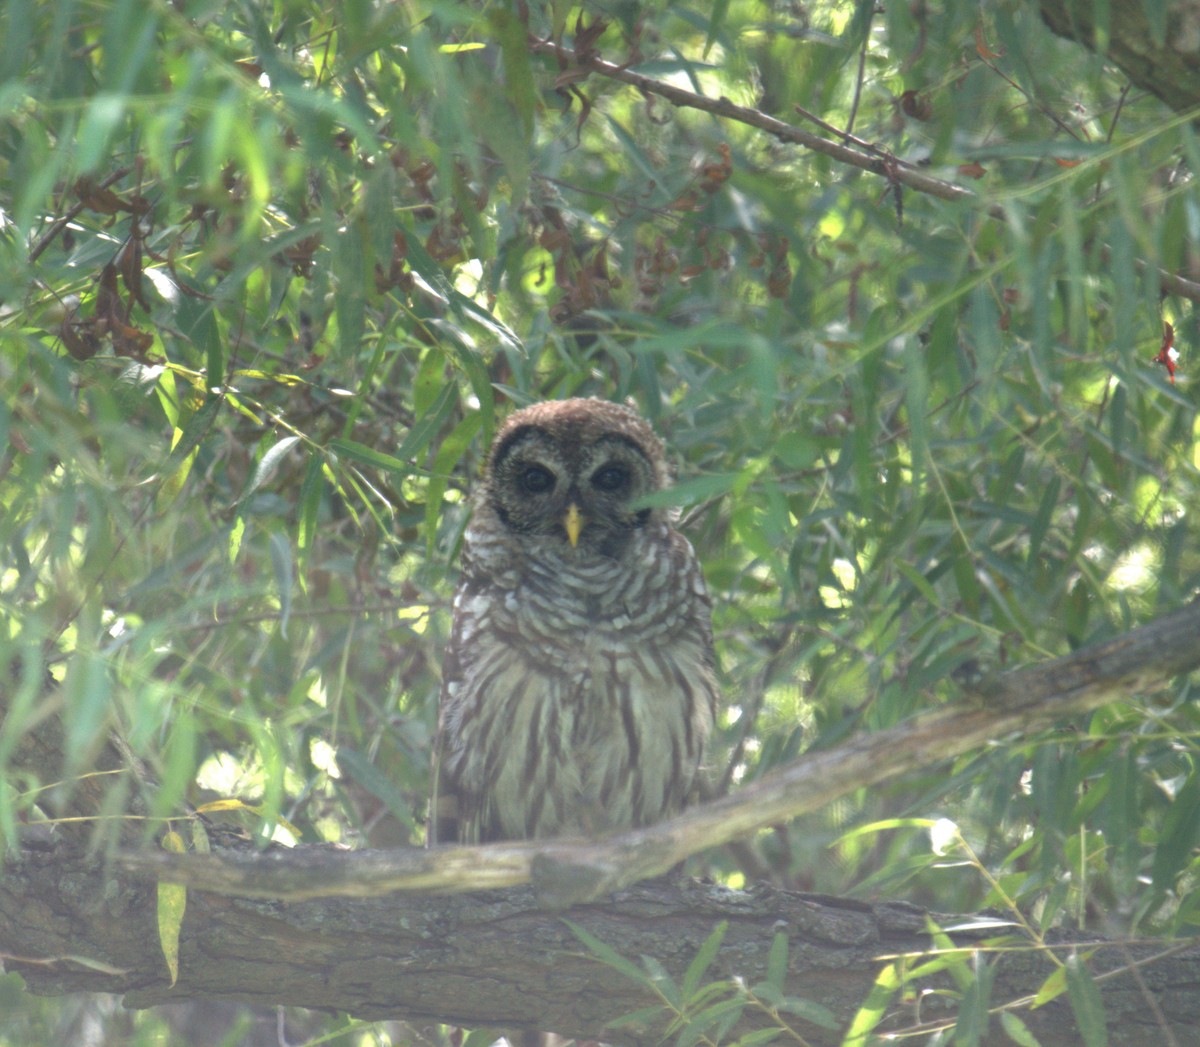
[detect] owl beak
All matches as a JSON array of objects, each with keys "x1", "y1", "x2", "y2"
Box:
[{"x1": 564, "y1": 503, "x2": 585, "y2": 547}]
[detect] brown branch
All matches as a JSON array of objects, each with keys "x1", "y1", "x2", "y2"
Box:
[
  {"x1": 12, "y1": 850, "x2": 1200, "y2": 1046},
  {"x1": 119, "y1": 599, "x2": 1200, "y2": 907},
  {"x1": 528, "y1": 40, "x2": 1200, "y2": 304},
  {"x1": 531, "y1": 39, "x2": 974, "y2": 204}
]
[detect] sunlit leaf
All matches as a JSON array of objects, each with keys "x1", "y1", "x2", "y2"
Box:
[{"x1": 157, "y1": 830, "x2": 187, "y2": 987}]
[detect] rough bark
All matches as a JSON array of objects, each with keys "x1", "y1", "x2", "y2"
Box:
[
  {"x1": 1039, "y1": 0, "x2": 1200, "y2": 112},
  {"x1": 3, "y1": 844, "x2": 1199, "y2": 1046}
]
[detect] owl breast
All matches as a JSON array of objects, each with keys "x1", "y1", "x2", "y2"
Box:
[{"x1": 439, "y1": 522, "x2": 716, "y2": 842}]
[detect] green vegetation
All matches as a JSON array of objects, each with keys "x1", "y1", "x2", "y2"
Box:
[{"x1": 2, "y1": 0, "x2": 1198, "y2": 1042}]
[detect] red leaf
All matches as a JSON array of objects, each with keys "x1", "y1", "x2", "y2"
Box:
[
  {"x1": 975, "y1": 24, "x2": 1003, "y2": 59},
  {"x1": 1152, "y1": 321, "x2": 1179, "y2": 384}
]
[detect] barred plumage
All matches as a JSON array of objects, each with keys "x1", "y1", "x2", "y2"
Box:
[{"x1": 431, "y1": 398, "x2": 717, "y2": 844}]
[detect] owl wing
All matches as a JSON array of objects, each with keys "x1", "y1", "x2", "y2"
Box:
[
  {"x1": 428, "y1": 577, "x2": 473, "y2": 845},
  {"x1": 430, "y1": 566, "x2": 504, "y2": 845}
]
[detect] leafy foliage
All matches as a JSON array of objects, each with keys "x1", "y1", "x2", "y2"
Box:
[
  {"x1": 2, "y1": 0, "x2": 1199, "y2": 1041},
  {"x1": 568, "y1": 919, "x2": 838, "y2": 1046}
]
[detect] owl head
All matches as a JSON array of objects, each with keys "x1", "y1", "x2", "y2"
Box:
[{"x1": 480, "y1": 397, "x2": 672, "y2": 559}]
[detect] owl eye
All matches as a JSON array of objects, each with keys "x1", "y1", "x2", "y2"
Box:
[
  {"x1": 591, "y1": 463, "x2": 631, "y2": 492},
  {"x1": 517, "y1": 463, "x2": 556, "y2": 494}
]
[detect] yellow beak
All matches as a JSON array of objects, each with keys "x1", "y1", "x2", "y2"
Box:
[{"x1": 564, "y1": 503, "x2": 585, "y2": 547}]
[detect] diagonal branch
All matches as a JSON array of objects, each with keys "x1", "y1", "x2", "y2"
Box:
[
  {"x1": 531, "y1": 39, "x2": 973, "y2": 203},
  {"x1": 119, "y1": 599, "x2": 1200, "y2": 907},
  {"x1": 528, "y1": 39, "x2": 1200, "y2": 304}
]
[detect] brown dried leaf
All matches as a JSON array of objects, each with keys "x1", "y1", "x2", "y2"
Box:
[
  {"x1": 573, "y1": 14, "x2": 608, "y2": 59},
  {"x1": 767, "y1": 262, "x2": 793, "y2": 299},
  {"x1": 118, "y1": 240, "x2": 152, "y2": 312},
  {"x1": 95, "y1": 262, "x2": 126, "y2": 325},
  {"x1": 61, "y1": 317, "x2": 100, "y2": 361},
  {"x1": 110, "y1": 318, "x2": 155, "y2": 359},
  {"x1": 900, "y1": 90, "x2": 933, "y2": 121},
  {"x1": 74, "y1": 180, "x2": 128, "y2": 215}
]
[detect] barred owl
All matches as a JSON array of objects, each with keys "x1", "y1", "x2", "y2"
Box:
[{"x1": 431, "y1": 397, "x2": 718, "y2": 844}]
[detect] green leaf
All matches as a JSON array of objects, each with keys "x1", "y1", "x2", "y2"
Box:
[
  {"x1": 564, "y1": 920, "x2": 651, "y2": 986},
  {"x1": 633, "y1": 472, "x2": 739, "y2": 510},
  {"x1": 735, "y1": 1027, "x2": 782, "y2": 1047},
  {"x1": 401, "y1": 232, "x2": 521, "y2": 352},
  {"x1": 329, "y1": 438, "x2": 413, "y2": 475},
  {"x1": 641, "y1": 954, "x2": 681, "y2": 1009},
  {"x1": 702, "y1": 0, "x2": 730, "y2": 58},
  {"x1": 775, "y1": 996, "x2": 839, "y2": 1030},
  {"x1": 681, "y1": 920, "x2": 727, "y2": 1000},
  {"x1": 1026, "y1": 475, "x2": 1060, "y2": 568},
  {"x1": 1032, "y1": 966, "x2": 1066, "y2": 1008},
  {"x1": 842, "y1": 963, "x2": 901, "y2": 1046},
  {"x1": 765, "y1": 929, "x2": 788, "y2": 994},
  {"x1": 396, "y1": 381, "x2": 458, "y2": 463},
  {"x1": 606, "y1": 1005, "x2": 668, "y2": 1030},
  {"x1": 894, "y1": 560, "x2": 941, "y2": 608},
  {"x1": 491, "y1": 6, "x2": 536, "y2": 140},
  {"x1": 334, "y1": 221, "x2": 367, "y2": 358},
  {"x1": 157, "y1": 395, "x2": 222, "y2": 507},
  {"x1": 62, "y1": 651, "x2": 113, "y2": 780},
  {"x1": 238, "y1": 435, "x2": 301, "y2": 505},
  {"x1": 460, "y1": 1028, "x2": 503, "y2": 1047},
  {"x1": 999, "y1": 1011, "x2": 1043, "y2": 1047},
  {"x1": 152, "y1": 710, "x2": 197, "y2": 824},
  {"x1": 413, "y1": 347, "x2": 448, "y2": 420},
  {"x1": 157, "y1": 830, "x2": 187, "y2": 987},
  {"x1": 296, "y1": 452, "x2": 325, "y2": 578},
  {"x1": 76, "y1": 93, "x2": 126, "y2": 174},
  {"x1": 335, "y1": 748, "x2": 418, "y2": 833},
  {"x1": 426, "y1": 408, "x2": 483, "y2": 557},
  {"x1": 953, "y1": 952, "x2": 995, "y2": 1047},
  {"x1": 676, "y1": 997, "x2": 744, "y2": 1047},
  {"x1": 269, "y1": 530, "x2": 293, "y2": 638},
  {"x1": 1064, "y1": 954, "x2": 1108, "y2": 1047},
  {"x1": 903, "y1": 336, "x2": 930, "y2": 485},
  {"x1": 1150, "y1": 771, "x2": 1200, "y2": 898}
]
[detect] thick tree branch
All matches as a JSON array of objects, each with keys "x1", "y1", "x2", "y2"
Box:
[
  {"x1": 4, "y1": 847, "x2": 1199, "y2": 1046},
  {"x1": 119, "y1": 600, "x2": 1200, "y2": 907}
]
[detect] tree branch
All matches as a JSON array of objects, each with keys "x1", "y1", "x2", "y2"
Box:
[
  {"x1": 5, "y1": 847, "x2": 1199, "y2": 1046},
  {"x1": 529, "y1": 38, "x2": 1200, "y2": 304},
  {"x1": 531, "y1": 38, "x2": 975, "y2": 203},
  {"x1": 119, "y1": 600, "x2": 1200, "y2": 907}
]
